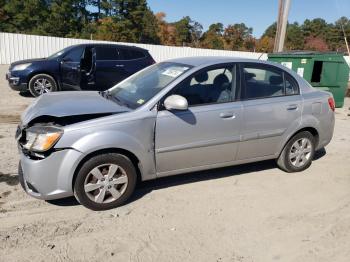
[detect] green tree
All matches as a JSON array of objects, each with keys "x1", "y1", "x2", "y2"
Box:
[
  {"x1": 329, "y1": 17, "x2": 350, "y2": 52},
  {"x1": 200, "y1": 23, "x2": 224, "y2": 49},
  {"x1": 262, "y1": 22, "x2": 277, "y2": 38},
  {"x1": 94, "y1": 17, "x2": 126, "y2": 41},
  {"x1": 302, "y1": 18, "x2": 329, "y2": 38},
  {"x1": 173, "y1": 16, "x2": 193, "y2": 46},
  {"x1": 88, "y1": 0, "x2": 114, "y2": 18},
  {"x1": 223, "y1": 23, "x2": 253, "y2": 50},
  {"x1": 0, "y1": 0, "x2": 7, "y2": 31},
  {"x1": 41, "y1": 0, "x2": 88, "y2": 37},
  {"x1": 285, "y1": 22, "x2": 304, "y2": 50},
  {"x1": 110, "y1": 0, "x2": 159, "y2": 43},
  {"x1": 1, "y1": 0, "x2": 48, "y2": 34}
]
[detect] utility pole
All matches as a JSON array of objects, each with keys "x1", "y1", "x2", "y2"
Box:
[
  {"x1": 273, "y1": 0, "x2": 291, "y2": 53},
  {"x1": 341, "y1": 24, "x2": 350, "y2": 55}
]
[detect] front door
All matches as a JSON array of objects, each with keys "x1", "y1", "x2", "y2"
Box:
[
  {"x1": 236, "y1": 63, "x2": 302, "y2": 160},
  {"x1": 155, "y1": 64, "x2": 243, "y2": 176},
  {"x1": 60, "y1": 46, "x2": 84, "y2": 90}
]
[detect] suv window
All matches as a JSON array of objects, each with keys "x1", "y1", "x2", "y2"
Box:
[
  {"x1": 172, "y1": 65, "x2": 236, "y2": 106},
  {"x1": 242, "y1": 65, "x2": 285, "y2": 99},
  {"x1": 96, "y1": 46, "x2": 120, "y2": 60},
  {"x1": 120, "y1": 48, "x2": 145, "y2": 60},
  {"x1": 63, "y1": 46, "x2": 84, "y2": 62}
]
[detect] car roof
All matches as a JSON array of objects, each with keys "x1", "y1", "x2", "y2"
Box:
[
  {"x1": 69, "y1": 43, "x2": 147, "y2": 52},
  {"x1": 166, "y1": 56, "x2": 278, "y2": 67}
]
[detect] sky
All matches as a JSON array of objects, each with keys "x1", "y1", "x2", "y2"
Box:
[{"x1": 147, "y1": 0, "x2": 350, "y2": 37}]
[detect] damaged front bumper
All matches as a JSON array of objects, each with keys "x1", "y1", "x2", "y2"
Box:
[{"x1": 18, "y1": 148, "x2": 83, "y2": 200}]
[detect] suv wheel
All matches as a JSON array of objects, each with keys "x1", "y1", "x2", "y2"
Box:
[
  {"x1": 28, "y1": 74, "x2": 58, "y2": 97},
  {"x1": 277, "y1": 131, "x2": 316, "y2": 172},
  {"x1": 74, "y1": 153, "x2": 137, "y2": 211}
]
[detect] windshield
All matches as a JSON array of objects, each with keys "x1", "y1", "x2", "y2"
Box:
[
  {"x1": 47, "y1": 46, "x2": 74, "y2": 59},
  {"x1": 108, "y1": 62, "x2": 192, "y2": 109}
]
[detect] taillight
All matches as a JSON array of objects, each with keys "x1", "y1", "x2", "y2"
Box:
[{"x1": 328, "y1": 97, "x2": 335, "y2": 112}]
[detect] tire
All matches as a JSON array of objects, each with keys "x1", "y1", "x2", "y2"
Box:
[
  {"x1": 277, "y1": 131, "x2": 316, "y2": 173},
  {"x1": 73, "y1": 153, "x2": 137, "y2": 211},
  {"x1": 28, "y1": 74, "x2": 58, "y2": 97}
]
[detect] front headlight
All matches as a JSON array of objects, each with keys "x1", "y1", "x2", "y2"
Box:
[
  {"x1": 12, "y1": 63, "x2": 31, "y2": 71},
  {"x1": 23, "y1": 126, "x2": 63, "y2": 152}
]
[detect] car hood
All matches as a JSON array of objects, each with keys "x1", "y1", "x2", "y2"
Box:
[
  {"x1": 11, "y1": 58, "x2": 47, "y2": 67},
  {"x1": 21, "y1": 91, "x2": 131, "y2": 126}
]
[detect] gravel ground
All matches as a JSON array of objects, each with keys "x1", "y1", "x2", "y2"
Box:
[{"x1": 0, "y1": 64, "x2": 350, "y2": 262}]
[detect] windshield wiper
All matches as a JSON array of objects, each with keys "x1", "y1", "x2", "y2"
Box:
[
  {"x1": 99, "y1": 90, "x2": 110, "y2": 98},
  {"x1": 100, "y1": 91, "x2": 130, "y2": 108}
]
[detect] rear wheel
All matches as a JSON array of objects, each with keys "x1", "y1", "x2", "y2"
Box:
[
  {"x1": 74, "y1": 153, "x2": 137, "y2": 211},
  {"x1": 277, "y1": 131, "x2": 316, "y2": 172},
  {"x1": 28, "y1": 74, "x2": 58, "y2": 97}
]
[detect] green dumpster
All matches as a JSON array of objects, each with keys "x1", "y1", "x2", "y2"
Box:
[{"x1": 268, "y1": 51, "x2": 350, "y2": 107}]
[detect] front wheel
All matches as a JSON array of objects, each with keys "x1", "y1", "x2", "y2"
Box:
[
  {"x1": 28, "y1": 74, "x2": 58, "y2": 97},
  {"x1": 277, "y1": 131, "x2": 316, "y2": 172},
  {"x1": 74, "y1": 153, "x2": 137, "y2": 211}
]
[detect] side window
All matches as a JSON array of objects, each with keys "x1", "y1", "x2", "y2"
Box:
[
  {"x1": 63, "y1": 47, "x2": 84, "y2": 62},
  {"x1": 242, "y1": 65, "x2": 284, "y2": 99},
  {"x1": 173, "y1": 65, "x2": 235, "y2": 106},
  {"x1": 96, "y1": 46, "x2": 120, "y2": 60},
  {"x1": 120, "y1": 48, "x2": 145, "y2": 60},
  {"x1": 285, "y1": 74, "x2": 299, "y2": 95}
]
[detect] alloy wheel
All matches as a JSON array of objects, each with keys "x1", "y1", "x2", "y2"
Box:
[
  {"x1": 83, "y1": 164, "x2": 128, "y2": 204},
  {"x1": 289, "y1": 138, "x2": 312, "y2": 168},
  {"x1": 33, "y1": 78, "x2": 52, "y2": 95}
]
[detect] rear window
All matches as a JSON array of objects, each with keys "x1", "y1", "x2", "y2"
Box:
[
  {"x1": 120, "y1": 48, "x2": 145, "y2": 60},
  {"x1": 96, "y1": 46, "x2": 120, "y2": 60},
  {"x1": 242, "y1": 63, "x2": 299, "y2": 99}
]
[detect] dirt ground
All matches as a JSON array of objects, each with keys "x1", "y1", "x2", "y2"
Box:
[{"x1": 0, "y1": 64, "x2": 350, "y2": 262}]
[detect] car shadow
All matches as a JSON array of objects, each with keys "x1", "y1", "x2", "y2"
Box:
[
  {"x1": 19, "y1": 91, "x2": 33, "y2": 97},
  {"x1": 46, "y1": 148, "x2": 327, "y2": 208},
  {"x1": 0, "y1": 172, "x2": 19, "y2": 186},
  {"x1": 47, "y1": 159, "x2": 277, "y2": 208},
  {"x1": 314, "y1": 147, "x2": 326, "y2": 160},
  {"x1": 129, "y1": 160, "x2": 277, "y2": 204}
]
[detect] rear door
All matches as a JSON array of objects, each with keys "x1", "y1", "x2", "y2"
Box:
[
  {"x1": 236, "y1": 63, "x2": 302, "y2": 160},
  {"x1": 118, "y1": 47, "x2": 152, "y2": 75},
  {"x1": 94, "y1": 45, "x2": 126, "y2": 90},
  {"x1": 60, "y1": 46, "x2": 84, "y2": 90}
]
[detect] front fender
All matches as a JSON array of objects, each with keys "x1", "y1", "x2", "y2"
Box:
[
  {"x1": 70, "y1": 130, "x2": 147, "y2": 159},
  {"x1": 55, "y1": 121, "x2": 157, "y2": 180}
]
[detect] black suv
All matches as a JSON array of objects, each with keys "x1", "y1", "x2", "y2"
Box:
[{"x1": 6, "y1": 43, "x2": 155, "y2": 96}]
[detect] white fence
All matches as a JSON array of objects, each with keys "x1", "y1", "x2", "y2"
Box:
[{"x1": 0, "y1": 32, "x2": 267, "y2": 64}]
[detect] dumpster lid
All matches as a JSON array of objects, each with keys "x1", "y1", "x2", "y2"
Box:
[{"x1": 268, "y1": 50, "x2": 346, "y2": 57}]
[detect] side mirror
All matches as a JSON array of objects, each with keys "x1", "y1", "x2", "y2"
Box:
[{"x1": 164, "y1": 95, "x2": 188, "y2": 111}]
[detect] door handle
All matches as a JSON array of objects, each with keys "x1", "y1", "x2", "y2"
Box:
[
  {"x1": 220, "y1": 112, "x2": 235, "y2": 119},
  {"x1": 286, "y1": 104, "x2": 298, "y2": 110},
  {"x1": 115, "y1": 64, "x2": 125, "y2": 67}
]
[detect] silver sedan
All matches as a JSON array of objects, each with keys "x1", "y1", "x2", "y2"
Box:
[{"x1": 16, "y1": 57, "x2": 335, "y2": 210}]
